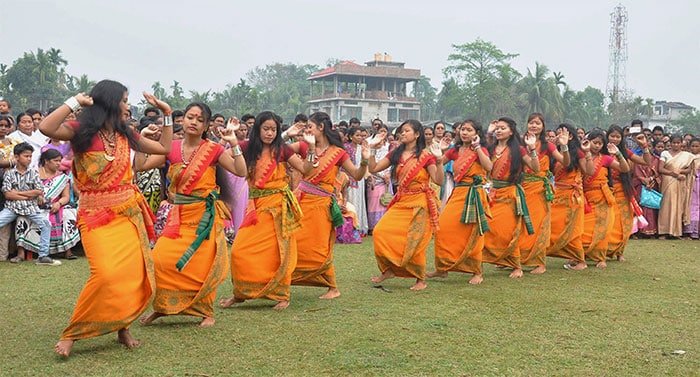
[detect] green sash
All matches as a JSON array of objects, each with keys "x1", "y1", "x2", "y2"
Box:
[
  {"x1": 491, "y1": 178, "x2": 534, "y2": 235},
  {"x1": 523, "y1": 170, "x2": 555, "y2": 201},
  {"x1": 173, "y1": 191, "x2": 219, "y2": 271},
  {"x1": 455, "y1": 175, "x2": 490, "y2": 235}
]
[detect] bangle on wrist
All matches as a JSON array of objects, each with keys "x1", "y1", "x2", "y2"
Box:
[
  {"x1": 643, "y1": 147, "x2": 650, "y2": 154},
  {"x1": 232, "y1": 145, "x2": 242, "y2": 156},
  {"x1": 560, "y1": 144, "x2": 569, "y2": 152},
  {"x1": 64, "y1": 96, "x2": 81, "y2": 113},
  {"x1": 360, "y1": 158, "x2": 369, "y2": 166},
  {"x1": 370, "y1": 148, "x2": 377, "y2": 156},
  {"x1": 472, "y1": 143, "x2": 481, "y2": 150},
  {"x1": 306, "y1": 151, "x2": 315, "y2": 162},
  {"x1": 163, "y1": 115, "x2": 173, "y2": 127},
  {"x1": 281, "y1": 130, "x2": 289, "y2": 140},
  {"x1": 162, "y1": 109, "x2": 172, "y2": 116}
]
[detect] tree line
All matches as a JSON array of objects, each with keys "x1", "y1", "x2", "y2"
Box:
[{"x1": 1, "y1": 40, "x2": 698, "y2": 132}]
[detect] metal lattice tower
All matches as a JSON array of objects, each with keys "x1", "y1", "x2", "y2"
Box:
[{"x1": 606, "y1": 4, "x2": 628, "y2": 105}]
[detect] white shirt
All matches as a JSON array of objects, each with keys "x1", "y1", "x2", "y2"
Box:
[{"x1": 8, "y1": 130, "x2": 49, "y2": 168}]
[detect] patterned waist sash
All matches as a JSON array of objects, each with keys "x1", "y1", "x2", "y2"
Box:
[
  {"x1": 172, "y1": 191, "x2": 225, "y2": 271},
  {"x1": 523, "y1": 171, "x2": 555, "y2": 201},
  {"x1": 554, "y1": 181, "x2": 583, "y2": 203},
  {"x1": 455, "y1": 175, "x2": 490, "y2": 235},
  {"x1": 491, "y1": 179, "x2": 534, "y2": 235},
  {"x1": 392, "y1": 183, "x2": 440, "y2": 231},
  {"x1": 297, "y1": 180, "x2": 343, "y2": 227},
  {"x1": 249, "y1": 186, "x2": 303, "y2": 237}
]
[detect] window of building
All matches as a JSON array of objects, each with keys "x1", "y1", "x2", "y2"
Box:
[{"x1": 340, "y1": 106, "x2": 362, "y2": 120}]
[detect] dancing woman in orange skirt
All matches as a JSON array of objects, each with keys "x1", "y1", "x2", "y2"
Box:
[
  {"x1": 41, "y1": 81, "x2": 173, "y2": 357},
  {"x1": 292, "y1": 112, "x2": 369, "y2": 299},
  {"x1": 579, "y1": 129, "x2": 630, "y2": 269},
  {"x1": 428, "y1": 119, "x2": 492, "y2": 285},
  {"x1": 517, "y1": 113, "x2": 571, "y2": 275},
  {"x1": 220, "y1": 111, "x2": 312, "y2": 310},
  {"x1": 368, "y1": 120, "x2": 444, "y2": 290},
  {"x1": 482, "y1": 117, "x2": 539, "y2": 279},
  {"x1": 135, "y1": 103, "x2": 246, "y2": 327},
  {"x1": 546, "y1": 123, "x2": 594, "y2": 270}
]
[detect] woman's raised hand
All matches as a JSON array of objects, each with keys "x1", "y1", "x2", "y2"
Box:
[
  {"x1": 226, "y1": 118, "x2": 241, "y2": 132},
  {"x1": 524, "y1": 133, "x2": 537, "y2": 149},
  {"x1": 142, "y1": 92, "x2": 172, "y2": 115},
  {"x1": 557, "y1": 128, "x2": 570, "y2": 146},
  {"x1": 75, "y1": 92, "x2": 93, "y2": 107}
]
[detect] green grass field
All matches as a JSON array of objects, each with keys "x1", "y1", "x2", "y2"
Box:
[{"x1": 0, "y1": 238, "x2": 697, "y2": 376}]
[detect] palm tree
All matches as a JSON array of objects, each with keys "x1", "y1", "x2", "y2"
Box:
[
  {"x1": 517, "y1": 62, "x2": 565, "y2": 124},
  {"x1": 71, "y1": 74, "x2": 96, "y2": 93}
]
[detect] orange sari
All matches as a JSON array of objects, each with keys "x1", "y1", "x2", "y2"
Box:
[
  {"x1": 373, "y1": 150, "x2": 438, "y2": 280},
  {"x1": 60, "y1": 130, "x2": 155, "y2": 341},
  {"x1": 230, "y1": 147, "x2": 302, "y2": 302},
  {"x1": 607, "y1": 170, "x2": 634, "y2": 258},
  {"x1": 483, "y1": 147, "x2": 532, "y2": 269},
  {"x1": 150, "y1": 140, "x2": 229, "y2": 318},
  {"x1": 433, "y1": 147, "x2": 489, "y2": 275},
  {"x1": 547, "y1": 160, "x2": 585, "y2": 263},
  {"x1": 582, "y1": 155, "x2": 615, "y2": 262},
  {"x1": 519, "y1": 142, "x2": 554, "y2": 268},
  {"x1": 292, "y1": 146, "x2": 348, "y2": 288}
]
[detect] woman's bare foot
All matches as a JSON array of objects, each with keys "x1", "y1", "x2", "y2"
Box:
[
  {"x1": 468, "y1": 274, "x2": 483, "y2": 285},
  {"x1": 596, "y1": 261, "x2": 607, "y2": 269},
  {"x1": 410, "y1": 279, "x2": 427, "y2": 290},
  {"x1": 117, "y1": 329, "x2": 141, "y2": 349},
  {"x1": 219, "y1": 296, "x2": 245, "y2": 308},
  {"x1": 272, "y1": 300, "x2": 290, "y2": 310},
  {"x1": 617, "y1": 255, "x2": 626, "y2": 263},
  {"x1": 570, "y1": 262, "x2": 587, "y2": 270},
  {"x1": 370, "y1": 269, "x2": 395, "y2": 283},
  {"x1": 426, "y1": 271, "x2": 448, "y2": 278},
  {"x1": 139, "y1": 312, "x2": 165, "y2": 325},
  {"x1": 199, "y1": 317, "x2": 215, "y2": 327},
  {"x1": 319, "y1": 288, "x2": 340, "y2": 299},
  {"x1": 54, "y1": 340, "x2": 74, "y2": 357},
  {"x1": 530, "y1": 266, "x2": 546, "y2": 274},
  {"x1": 509, "y1": 268, "x2": 523, "y2": 278}
]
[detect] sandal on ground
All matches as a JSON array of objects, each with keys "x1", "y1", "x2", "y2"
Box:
[
  {"x1": 10, "y1": 256, "x2": 24, "y2": 264},
  {"x1": 66, "y1": 254, "x2": 78, "y2": 260}
]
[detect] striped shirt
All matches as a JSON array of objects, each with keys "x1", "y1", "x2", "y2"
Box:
[{"x1": 2, "y1": 167, "x2": 43, "y2": 215}]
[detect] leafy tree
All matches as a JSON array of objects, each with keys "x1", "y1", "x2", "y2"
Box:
[
  {"x1": 3, "y1": 48, "x2": 70, "y2": 111},
  {"x1": 670, "y1": 110, "x2": 700, "y2": 135},
  {"x1": 516, "y1": 62, "x2": 565, "y2": 125},
  {"x1": 245, "y1": 63, "x2": 319, "y2": 122},
  {"x1": 443, "y1": 38, "x2": 520, "y2": 122}
]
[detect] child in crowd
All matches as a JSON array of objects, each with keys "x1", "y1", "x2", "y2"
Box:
[{"x1": 0, "y1": 142, "x2": 61, "y2": 265}]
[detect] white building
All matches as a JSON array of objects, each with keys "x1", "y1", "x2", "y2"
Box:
[{"x1": 647, "y1": 101, "x2": 695, "y2": 130}]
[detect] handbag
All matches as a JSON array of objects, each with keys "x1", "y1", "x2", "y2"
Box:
[
  {"x1": 380, "y1": 183, "x2": 394, "y2": 207},
  {"x1": 639, "y1": 186, "x2": 662, "y2": 209}
]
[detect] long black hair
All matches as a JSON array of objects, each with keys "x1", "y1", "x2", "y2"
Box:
[
  {"x1": 243, "y1": 111, "x2": 284, "y2": 179},
  {"x1": 388, "y1": 119, "x2": 426, "y2": 180},
  {"x1": 556, "y1": 123, "x2": 582, "y2": 173},
  {"x1": 453, "y1": 119, "x2": 484, "y2": 149},
  {"x1": 527, "y1": 112, "x2": 549, "y2": 153},
  {"x1": 607, "y1": 124, "x2": 635, "y2": 199},
  {"x1": 72, "y1": 80, "x2": 139, "y2": 154},
  {"x1": 488, "y1": 116, "x2": 524, "y2": 183},
  {"x1": 308, "y1": 112, "x2": 343, "y2": 148}
]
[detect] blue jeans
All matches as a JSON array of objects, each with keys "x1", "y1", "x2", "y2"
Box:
[{"x1": 0, "y1": 208, "x2": 50, "y2": 258}]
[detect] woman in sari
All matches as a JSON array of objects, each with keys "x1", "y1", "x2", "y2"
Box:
[
  {"x1": 366, "y1": 124, "x2": 391, "y2": 233},
  {"x1": 334, "y1": 172, "x2": 362, "y2": 244},
  {"x1": 41, "y1": 80, "x2": 173, "y2": 357},
  {"x1": 546, "y1": 123, "x2": 594, "y2": 270},
  {"x1": 483, "y1": 117, "x2": 539, "y2": 279},
  {"x1": 428, "y1": 119, "x2": 492, "y2": 284},
  {"x1": 220, "y1": 111, "x2": 311, "y2": 310},
  {"x1": 683, "y1": 138, "x2": 700, "y2": 239},
  {"x1": 632, "y1": 139, "x2": 663, "y2": 238},
  {"x1": 136, "y1": 103, "x2": 246, "y2": 327},
  {"x1": 344, "y1": 127, "x2": 369, "y2": 235},
  {"x1": 577, "y1": 130, "x2": 629, "y2": 269},
  {"x1": 368, "y1": 120, "x2": 443, "y2": 291},
  {"x1": 14, "y1": 148, "x2": 80, "y2": 260},
  {"x1": 292, "y1": 112, "x2": 368, "y2": 299},
  {"x1": 658, "y1": 135, "x2": 695, "y2": 238},
  {"x1": 518, "y1": 113, "x2": 570, "y2": 274},
  {"x1": 605, "y1": 125, "x2": 651, "y2": 261}
]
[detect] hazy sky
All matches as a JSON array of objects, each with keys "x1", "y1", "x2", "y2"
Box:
[{"x1": 2, "y1": 0, "x2": 698, "y2": 112}]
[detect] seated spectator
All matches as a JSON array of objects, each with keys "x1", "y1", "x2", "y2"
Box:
[
  {"x1": 1, "y1": 143, "x2": 60, "y2": 265},
  {"x1": 15, "y1": 148, "x2": 80, "y2": 259}
]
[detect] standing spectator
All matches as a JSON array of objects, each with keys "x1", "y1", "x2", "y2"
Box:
[
  {"x1": 658, "y1": 135, "x2": 695, "y2": 239},
  {"x1": 8, "y1": 113, "x2": 49, "y2": 168},
  {"x1": 683, "y1": 138, "x2": 700, "y2": 239},
  {"x1": 344, "y1": 126, "x2": 369, "y2": 235}
]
